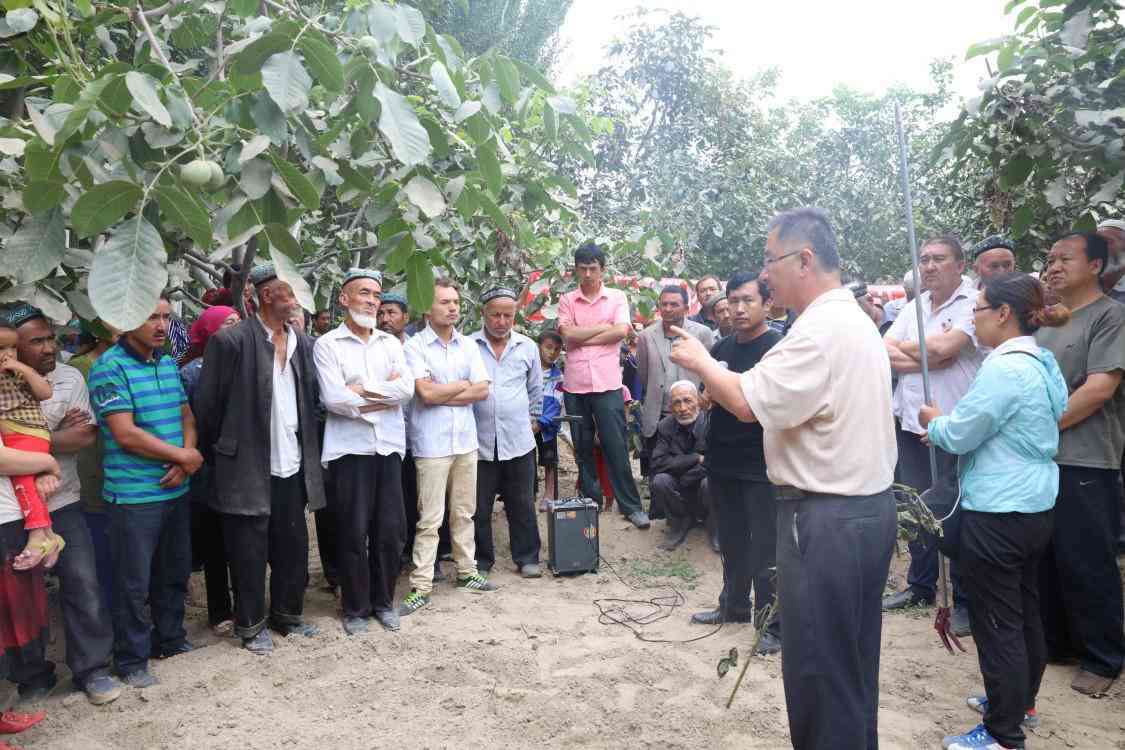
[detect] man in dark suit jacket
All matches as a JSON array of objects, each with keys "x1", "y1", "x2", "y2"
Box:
[
  {"x1": 194, "y1": 263, "x2": 326, "y2": 654},
  {"x1": 650, "y1": 382, "x2": 712, "y2": 552}
]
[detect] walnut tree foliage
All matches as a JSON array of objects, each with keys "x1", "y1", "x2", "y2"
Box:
[{"x1": 0, "y1": 0, "x2": 598, "y2": 331}]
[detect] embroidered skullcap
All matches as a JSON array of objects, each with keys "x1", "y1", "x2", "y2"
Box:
[
  {"x1": 248, "y1": 263, "x2": 278, "y2": 286},
  {"x1": 342, "y1": 268, "x2": 383, "y2": 287},
  {"x1": 380, "y1": 291, "x2": 408, "y2": 310},
  {"x1": 1, "y1": 303, "x2": 46, "y2": 329},
  {"x1": 1096, "y1": 219, "x2": 1125, "y2": 232},
  {"x1": 970, "y1": 235, "x2": 1015, "y2": 260},
  {"x1": 480, "y1": 286, "x2": 518, "y2": 305}
]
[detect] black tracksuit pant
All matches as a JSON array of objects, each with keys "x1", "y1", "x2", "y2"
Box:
[
  {"x1": 712, "y1": 477, "x2": 779, "y2": 635},
  {"x1": 960, "y1": 509, "x2": 1053, "y2": 750},
  {"x1": 1039, "y1": 465, "x2": 1124, "y2": 679},
  {"x1": 474, "y1": 449, "x2": 540, "y2": 571},
  {"x1": 777, "y1": 490, "x2": 896, "y2": 750},
  {"x1": 221, "y1": 473, "x2": 309, "y2": 638},
  {"x1": 330, "y1": 453, "x2": 406, "y2": 618}
]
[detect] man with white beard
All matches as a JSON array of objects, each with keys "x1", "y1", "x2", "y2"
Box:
[{"x1": 313, "y1": 269, "x2": 414, "y2": 634}]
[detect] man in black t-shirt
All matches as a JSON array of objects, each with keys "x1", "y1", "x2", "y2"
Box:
[{"x1": 690, "y1": 270, "x2": 783, "y2": 655}]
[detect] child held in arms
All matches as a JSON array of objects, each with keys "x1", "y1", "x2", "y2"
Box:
[{"x1": 0, "y1": 322, "x2": 64, "y2": 569}]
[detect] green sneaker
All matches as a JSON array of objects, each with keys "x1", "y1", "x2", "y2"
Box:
[
  {"x1": 456, "y1": 573, "x2": 498, "y2": 593},
  {"x1": 398, "y1": 589, "x2": 430, "y2": 616}
]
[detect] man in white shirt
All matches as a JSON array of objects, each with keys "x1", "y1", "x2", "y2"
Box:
[
  {"x1": 195, "y1": 264, "x2": 326, "y2": 654},
  {"x1": 470, "y1": 287, "x2": 543, "y2": 579},
  {"x1": 8, "y1": 304, "x2": 121, "y2": 705},
  {"x1": 314, "y1": 270, "x2": 413, "y2": 634},
  {"x1": 400, "y1": 278, "x2": 494, "y2": 616},
  {"x1": 882, "y1": 236, "x2": 982, "y2": 633}
]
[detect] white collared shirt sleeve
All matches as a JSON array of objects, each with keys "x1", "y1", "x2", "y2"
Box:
[
  {"x1": 313, "y1": 334, "x2": 367, "y2": 419},
  {"x1": 404, "y1": 335, "x2": 431, "y2": 381},
  {"x1": 365, "y1": 337, "x2": 414, "y2": 405},
  {"x1": 467, "y1": 338, "x2": 491, "y2": 383},
  {"x1": 947, "y1": 291, "x2": 980, "y2": 350},
  {"x1": 528, "y1": 347, "x2": 543, "y2": 418}
]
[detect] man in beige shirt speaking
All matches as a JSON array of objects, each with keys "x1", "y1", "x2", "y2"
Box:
[{"x1": 670, "y1": 207, "x2": 897, "y2": 750}]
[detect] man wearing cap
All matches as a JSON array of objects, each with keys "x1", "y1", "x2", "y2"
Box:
[
  {"x1": 88, "y1": 296, "x2": 203, "y2": 688},
  {"x1": 470, "y1": 287, "x2": 544, "y2": 578},
  {"x1": 5, "y1": 304, "x2": 121, "y2": 705},
  {"x1": 970, "y1": 235, "x2": 1018, "y2": 289},
  {"x1": 194, "y1": 264, "x2": 325, "y2": 653},
  {"x1": 400, "y1": 278, "x2": 495, "y2": 616},
  {"x1": 1096, "y1": 219, "x2": 1125, "y2": 304},
  {"x1": 313, "y1": 270, "x2": 413, "y2": 634}
]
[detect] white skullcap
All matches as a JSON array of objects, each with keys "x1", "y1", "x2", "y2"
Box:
[
  {"x1": 902, "y1": 269, "x2": 918, "y2": 286},
  {"x1": 670, "y1": 380, "x2": 698, "y2": 397},
  {"x1": 1097, "y1": 219, "x2": 1125, "y2": 232}
]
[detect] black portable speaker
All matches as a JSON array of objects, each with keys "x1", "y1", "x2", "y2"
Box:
[{"x1": 547, "y1": 497, "x2": 599, "y2": 575}]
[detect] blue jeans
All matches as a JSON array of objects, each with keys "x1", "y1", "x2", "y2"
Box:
[
  {"x1": 83, "y1": 509, "x2": 114, "y2": 613},
  {"x1": 108, "y1": 497, "x2": 191, "y2": 675}
]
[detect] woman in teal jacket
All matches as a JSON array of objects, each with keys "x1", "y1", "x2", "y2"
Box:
[{"x1": 919, "y1": 273, "x2": 1070, "y2": 750}]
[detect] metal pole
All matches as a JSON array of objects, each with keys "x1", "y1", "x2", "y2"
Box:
[{"x1": 894, "y1": 101, "x2": 938, "y2": 483}]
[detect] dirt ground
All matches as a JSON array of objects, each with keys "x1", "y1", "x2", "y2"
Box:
[{"x1": 6, "y1": 448, "x2": 1125, "y2": 750}]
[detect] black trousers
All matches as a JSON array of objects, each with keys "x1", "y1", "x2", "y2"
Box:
[
  {"x1": 961, "y1": 509, "x2": 1053, "y2": 750},
  {"x1": 896, "y1": 425, "x2": 965, "y2": 607},
  {"x1": 474, "y1": 450, "x2": 541, "y2": 570},
  {"x1": 712, "y1": 478, "x2": 779, "y2": 635},
  {"x1": 651, "y1": 471, "x2": 709, "y2": 523},
  {"x1": 564, "y1": 390, "x2": 643, "y2": 516},
  {"x1": 330, "y1": 453, "x2": 406, "y2": 618},
  {"x1": 777, "y1": 490, "x2": 896, "y2": 750},
  {"x1": 1039, "y1": 465, "x2": 1125, "y2": 679},
  {"x1": 109, "y1": 497, "x2": 191, "y2": 675},
  {"x1": 221, "y1": 473, "x2": 309, "y2": 638},
  {"x1": 191, "y1": 501, "x2": 233, "y2": 626},
  {"x1": 314, "y1": 468, "x2": 339, "y2": 587}
]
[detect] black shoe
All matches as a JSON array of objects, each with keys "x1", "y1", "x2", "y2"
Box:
[
  {"x1": 657, "y1": 519, "x2": 691, "y2": 551},
  {"x1": 881, "y1": 589, "x2": 934, "y2": 611},
  {"x1": 243, "y1": 630, "x2": 274, "y2": 654},
  {"x1": 950, "y1": 606, "x2": 971, "y2": 638},
  {"x1": 153, "y1": 640, "x2": 195, "y2": 659},
  {"x1": 690, "y1": 608, "x2": 752, "y2": 626},
  {"x1": 17, "y1": 673, "x2": 58, "y2": 703},
  {"x1": 374, "y1": 609, "x2": 400, "y2": 632},
  {"x1": 627, "y1": 511, "x2": 651, "y2": 529},
  {"x1": 271, "y1": 621, "x2": 320, "y2": 638},
  {"x1": 755, "y1": 632, "x2": 782, "y2": 656},
  {"x1": 342, "y1": 616, "x2": 368, "y2": 636}
]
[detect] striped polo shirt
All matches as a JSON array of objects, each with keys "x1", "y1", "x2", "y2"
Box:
[{"x1": 88, "y1": 339, "x2": 190, "y2": 504}]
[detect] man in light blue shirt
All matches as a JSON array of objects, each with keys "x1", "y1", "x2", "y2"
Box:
[
  {"x1": 470, "y1": 288, "x2": 544, "y2": 579},
  {"x1": 399, "y1": 278, "x2": 494, "y2": 616}
]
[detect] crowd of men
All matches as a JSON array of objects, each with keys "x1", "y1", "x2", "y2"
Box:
[{"x1": 0, "y1": 206, "x2": 1123, "y2": 750}]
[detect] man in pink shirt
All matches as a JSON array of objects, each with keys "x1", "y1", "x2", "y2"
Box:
[{"x1": 558, "y1": 243, "x2": 650, "y2": 529}]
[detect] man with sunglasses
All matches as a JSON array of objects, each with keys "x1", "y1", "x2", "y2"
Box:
[{"x1": 881, "y1": 236, "x2": 982, "y2": 637}]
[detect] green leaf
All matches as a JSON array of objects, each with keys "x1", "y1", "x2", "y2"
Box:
[
  {"x1": 494, "y1": 56, "x2": 521, "y2": 105},
  {"x1": 250, "y1": 93, "x2": 287, "y2": 144},
  {"x1": 1011, "y1": 203, "x2": 1034, "y2": 238},
  {"x1": 88, "y1": 216, "x2": 168, "y2": 331},
  {"x1": 997, "y1": 45, "x2": 1016, "y2": 72},
  {"x1": 262, "y1": 52, "x2": 312, "y2": 115},
  {"x1": 1016, "y1": 5, "x2": 1037, "y2": 26},
  {"x1": 511, "y1": 58, "x2": 555, "y2": 94},
  {"x1": 22, "y1": 180, "x2": 65, "y2": 215},
  {"x1": 395, "y1": 3, "x2": 425, "y2": 45},
  {"x1": 270, "y1": 156, "x2": 319, "y2": 210},
  {"x1": 71, "y1": 180, "x2": 143, "y2": 239},
  {"x1": 406, "y1": 252, "x2": 435, "y2": 312},
  {"x1": 271, "y1": 244, "x2": 314, "y2": 311},
  {"x1": 386, "y1": 233, "x2": 414, "y2": 274},
  {"x1": 430, "y1": 60, "x2": 461, "y2": 109},
  {"x1": 543, "y1": 104, "x2": 557, "y2": 141},
  {"x1": 374, "y1": 81, "x2": 432, "y2": 166},
  {"x1": 403, "y1": 175, "x2": 446, "y2": 218},
  {"x1": 227, "y1": 0, "x2": 258, "y2": 17},
  {"x1": 565, "y1": 140, "x2": 596, "y2": 168},
  {"x1": 2, "y1": 207, "x2": 65, "y2": 283},
  {"x1": 298, "y1": 33, "x2": 344, "y2": 92},
  {"x1": 154, "y1": 185, "x2": 212, "y2": 248},
  {"x1": 262, "y1": 222, "x2": 301, "y2": 260},
  {"x1": 56, "y1": 75, "x2": 114, "y2": 143},
  {"x1": 0, "y1": 8, "x2": 38, "y2": 37},
  {"x1": 476, "y1": 141, "x2": 503, "y2": 195},
  {"x1": 474, "y1": 188, "x2": 512, "y2": 234},
  {"x1": 231, "y1": 33, "x2": 292, "y2": 77},
  {"x1": 1000, "y1": 154, "x2": 1034, "y2": 188},
  {"x1": 24, "y1": 139, "x2": 62, "y2": 182},
  {"x1": 125, "y1": 71, "x2": 171, "y2": 127}
]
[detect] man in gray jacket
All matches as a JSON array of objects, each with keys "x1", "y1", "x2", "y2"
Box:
[{"x1": 194, "y1": 264, "x2": 326, "y2": 654}]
